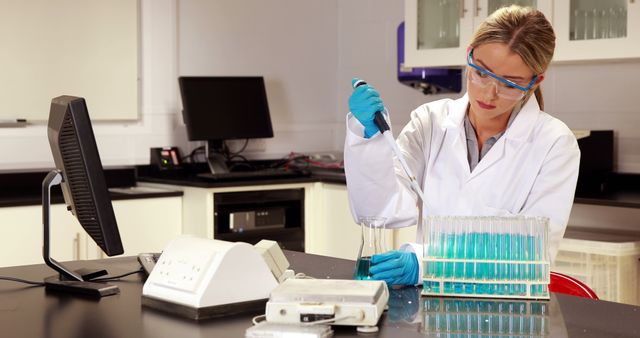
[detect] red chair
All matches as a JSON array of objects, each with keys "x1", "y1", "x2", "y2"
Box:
[{"x1": 549, "y1": 271, "x2": 599, "y2": 299}]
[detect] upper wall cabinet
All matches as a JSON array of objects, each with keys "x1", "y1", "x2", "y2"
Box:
[
  {"x1": 554, "y1": 0, "x2": 640, "y2": 62},
  {"x1": 404, "y1": 0, "x2": 552, "y2": 67}
]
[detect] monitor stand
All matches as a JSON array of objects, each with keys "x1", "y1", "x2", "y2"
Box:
[
  {"x1": 206, "y1": 140, "x2": 230, "y2": 174},
  {"x1": 41, "y1": 170, "x2": 119, "y2": 298}
]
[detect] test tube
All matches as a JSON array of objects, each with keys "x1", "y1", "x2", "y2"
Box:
[
  {"x1": 434, "y1": 217, "x2": 444, "y2": 293},
  {"x1": 509, "y1": 216, "x2": 522, "y2": 295},
  {"x1": 495, "y1": 218, "x2": 505, "y2": 295},
  {"x1": 444, "y1": 217, "x2": 455, "y2": 294},
  {"x1": 464, "y1": 219, "x2": 475, "y2": 294},
  {"x1": 484, "y1": 217, "x2": 494, "y2": 295},
  {"x1": 454, "y1": 218, "x2": 465, "y2": 294},
  {"x1": 474, "y1": 217, "x2": 486, "y2": 295},
  {"x1": 487, "y1": 217, "x2": 502, "y2": 294},
  {"x1": 620, "y1": 7, "x2": 627, "y2": 38},
  {"x1": 599, "y1": 9, "x2": 609, "y2": 39},
  {"x1": 583, "y1": 10, "x2": 589, "y2": 40},
  {"x1": 422, "y1": 218, "x2": 431, "y2": 292},
  {"x1": 515, "y1": 218, "x2": 525, "y2": 296},
  {"x1": 530, "y1": 218, "x2": 539, "y2": 297},
  {"x1": 540, "y1": 217, "x2": 550, "y2": 297},
  {"x1": 523, "y1": 217, "x2": 534, "y2": 295},
  {"x1": 590, "y1": 8, "x2": 598, "y2": 40},
  {"x1": 509, "y1": 219, "x2": 518, "y2": 296},
  {"x1": 573, "y1": 9, "x2": 584, "y2": 40},
  {"x1": 427, "y1": 217, "x2": 440, "y2": 293},
  {"x1": 608, "y1": 7, "x2": 618, "y2": 38},
  {"x1": 479, "y1": 217, "x2": 493, "y2": 294}
]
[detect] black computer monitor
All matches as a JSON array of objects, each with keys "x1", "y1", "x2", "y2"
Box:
[
  {"x1": 178, "y1": 76, "x2": 274, "y2": 173},
  {"x1": 43, "y1": 95, "x2": 124, "y2": 297}
]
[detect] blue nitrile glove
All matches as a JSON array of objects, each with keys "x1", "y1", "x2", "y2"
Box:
[
  {"x1": 369, "y1": 250, "x2": 419, "y2": 286},
  {"x1": 348, "y1": 78, "x2": 384, "y2": 138}
]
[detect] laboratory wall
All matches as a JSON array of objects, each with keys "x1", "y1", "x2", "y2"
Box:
[
  {"x1": 1, "y1": 0, "x2": 640, "y2": 173},
  {"x1": 177, "y1": 0, "x2": 342, "y2": 158},
  {"x1": 0, "y1": 0, "x2": 183, "y2": 170}
]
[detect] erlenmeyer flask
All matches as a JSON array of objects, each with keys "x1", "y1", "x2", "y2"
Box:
[{"x1": 354, "y1": 216, "x2": 387, "y2": 280}]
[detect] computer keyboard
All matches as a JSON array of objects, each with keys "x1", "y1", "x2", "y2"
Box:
[
  {"x1": 138, "y1": 252, "x2": 161, "y2": 275},
  {"x1": 196, "y1": 168, "x2": 307, "y2": 181}
]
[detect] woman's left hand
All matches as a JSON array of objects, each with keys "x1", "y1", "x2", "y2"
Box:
[{"x1": 370, "y1": 250, "x2": 419, "y2": 286}]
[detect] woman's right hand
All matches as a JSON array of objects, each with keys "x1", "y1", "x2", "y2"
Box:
[{"x1": 348, "y1": 78, "x2": 385, "y2": 138}]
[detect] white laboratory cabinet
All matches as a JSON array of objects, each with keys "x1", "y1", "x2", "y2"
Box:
[
  {"x1": 553, "y1": 0, "x2": 640, "y2": 62},
  {"x1": 308, "y1": 183, "x2": 382, "y2": 260},
  {"x1": 0, "y1": 197, "x2": 182, "y2": 267},
  {"x1": 307, "y1": 183, "x2": 414, "y2": 260},
  {"x1": 404, "y1": 0, "x2": 640, "y2": 66},
  {"x1": 404, "y1": 0, "x2": 552, "y2": 67},
  {"x1": 102, "y1": 197, "x2": 182, "y2": 258},
  {"x1": 138, "y1": 181, "x2": 411, "y2": 260},
  {"x1": 140, "y1": 182, "x2": 313, "y2": 251},
  {"x1": 0, "y1": 204, "x2": 85, "y2": 267}
]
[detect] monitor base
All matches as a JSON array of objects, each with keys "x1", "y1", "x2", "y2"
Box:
[
  {"x1": 44, "y1": 274, "x2": 119, "y2": 298},
  {"x1": 206, "y1": 140, "x2": 229, "y2": 174}
]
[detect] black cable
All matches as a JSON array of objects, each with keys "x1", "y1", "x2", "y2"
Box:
[
  {"x1": 0, "y1": 267, "x2": 143, "y2": 286},
  {"x1": 228, "y1": 154, "x2": 248, "y2": 162},
  {"x1": 0, "y1": 276, "x2": 45, "y2": 286},
  {"x1": 228, "y1": 139, "x2": 249, "y2": 158},
  {"x1": 182, "y1": 145, "x2": 205, "y2": 163},
  {"x1": 92, "y1": 267, "x2": 144, "y2": 282}
]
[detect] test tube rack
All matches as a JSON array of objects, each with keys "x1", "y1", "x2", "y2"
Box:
[
  {"x1": 422, "y1": 216, "x2": 550, "y2": 300},
  {"x1": 421, "y1": 298, "x2": 549, "y2": 337}
]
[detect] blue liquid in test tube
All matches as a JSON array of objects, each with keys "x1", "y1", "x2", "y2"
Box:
[
  {"x1": 475, "y1": 232, "x2": 488, "y2": 294},
  {"x1": 444, "y1": 232, "x2": 455, "y2": 294},
  {"x1": 527, "y1": 234, "x2": 536, "y2": 296},
  {"x1": 464, "y1": 232, "x2": 475, "y2": 294},
  {"x1": 486, "y1": 230, "x2": 497, "y2": 295},
  {"x1": 454, "y1": 232, "x2": 465, "y2": 294},
  {"x1": 509, "y1": 233, "x2": 519, "y2": 295},
  {"x1": 432, "y1": 232, "x2": 444, "y2": 293},
  {"x1": 497, "y1": 233, "x2": 510, "y2": 295}
]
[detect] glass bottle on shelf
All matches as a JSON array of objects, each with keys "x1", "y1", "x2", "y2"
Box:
[
  {"x1": 417, "y1": 0, "x2": 461, "y2": 50},
  {"x1": 570, "y1": 0, "x2": 627, "y2": 41}
]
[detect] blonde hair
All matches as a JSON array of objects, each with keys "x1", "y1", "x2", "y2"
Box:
[{"x1": 469, "y1": 5, "x2": 555, "y2": 110}]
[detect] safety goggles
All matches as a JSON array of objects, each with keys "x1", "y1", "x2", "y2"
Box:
[{"x1": 467, "y1": 48, "x2": 538, "y2": 101}]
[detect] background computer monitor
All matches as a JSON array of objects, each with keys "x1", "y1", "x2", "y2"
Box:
[
  {"x1": 44, "y1": 95, "x2": 124, "y2": 296},
  {"x1": 178, "y1": 76, "x2": 274, "y2": 173}
]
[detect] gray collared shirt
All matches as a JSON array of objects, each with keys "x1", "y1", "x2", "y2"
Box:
[{"x1": 464, "y1": 104, "x2": 521, "y2": 172}]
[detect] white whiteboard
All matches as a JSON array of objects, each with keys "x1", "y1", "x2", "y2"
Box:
[{"x1": 0, "y1": 0, "x2": 139, "y2": 121}]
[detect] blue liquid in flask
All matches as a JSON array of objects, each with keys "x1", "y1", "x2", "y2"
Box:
[{"x1": 354, "y1": 256, "x2": 372, "y2": 280}]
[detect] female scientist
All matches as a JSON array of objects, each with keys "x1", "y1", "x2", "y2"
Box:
[{"x1": 344, "y1": 5, "x2": 580, "y2": 286}]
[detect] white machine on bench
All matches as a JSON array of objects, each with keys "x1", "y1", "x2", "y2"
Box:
[
  {"x1": 141, "y1": 235, "x2": 389, "y2": 332},
  {"x1": 141, "y1": 236, "x2": 289, "y2": 319}
]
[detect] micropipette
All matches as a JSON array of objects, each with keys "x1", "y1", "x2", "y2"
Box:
[{"x1": 352, "y1": 79, "x2": 428, "y2": 207}]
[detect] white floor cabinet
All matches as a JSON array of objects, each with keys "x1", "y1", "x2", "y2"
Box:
[{"x1": 0, "y1": 196, "x2": 182, "y2": 267}]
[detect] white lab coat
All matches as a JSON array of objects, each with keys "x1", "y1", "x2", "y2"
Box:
[{"x1": 344, "y1": 93, "x2": 580, "y2": 272}]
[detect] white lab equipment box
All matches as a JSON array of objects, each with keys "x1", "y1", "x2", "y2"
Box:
[{"x1": 552, "y1": 228, "x2": 640, "y2": 306}]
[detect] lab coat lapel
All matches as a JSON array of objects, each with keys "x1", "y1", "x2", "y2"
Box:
[
  {"x1": 468, "y1": 137, "x2": 506, "y2": 180},
  {"x1": 444, "y1": 94, "x2": 471, "y2": 176},
  {"x1": 468, "y1": 95, "x2": 540, "y2": 181}
]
